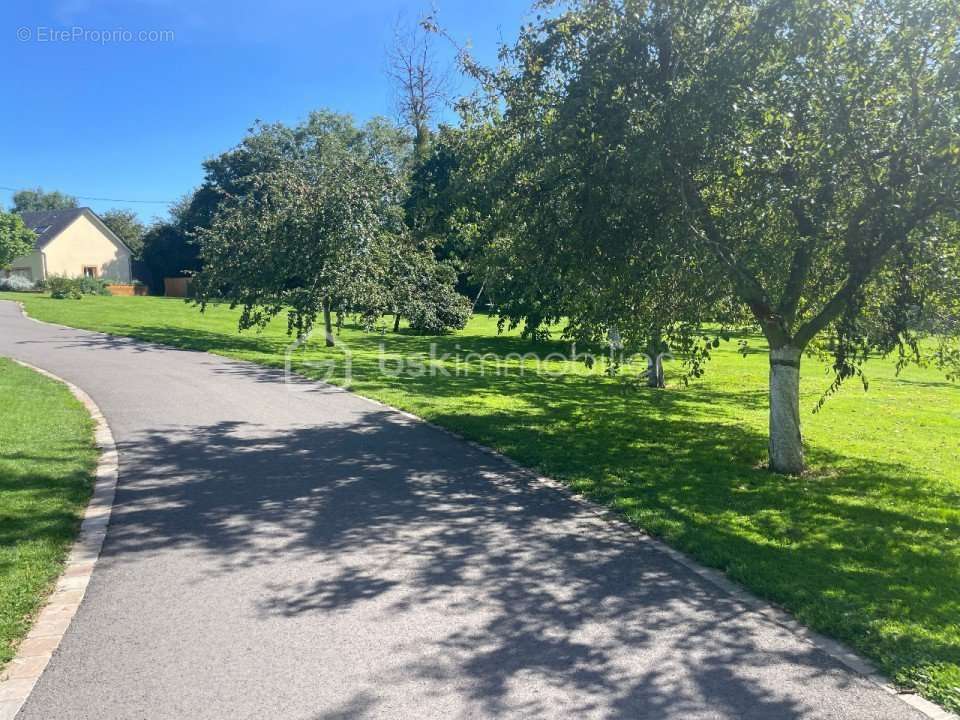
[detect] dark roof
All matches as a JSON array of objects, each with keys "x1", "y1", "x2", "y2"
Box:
[
  {"x1": 19, "y1": 208, "x2": 86, "y2": 250},
  {"x1": 18, "y1": 208, "x2": 129, "y2": 252}
]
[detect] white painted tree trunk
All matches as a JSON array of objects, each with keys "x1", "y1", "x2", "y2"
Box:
[
  {"x1": 646, "y1": 353, "x2": 665, "y2": 388},
  {"x1": 769, "y1": 345, "x2": 804, "y2": 474}
]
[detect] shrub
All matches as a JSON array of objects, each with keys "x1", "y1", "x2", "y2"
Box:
[
  {"x1": 0, "y1": 275, "x2": 36, "y2": 292},
  {"x1": 42, "y1": 275, "x2": 114, "y2": 298},
  {"x1": 407, "y1": 287, "x2": 473, "y2": 335},
  {"x1": 76, "y1": 276, "x2": 111, "y2": 296},
  {"x1": 46, "y1": 276, "x2": 83, "y2": 300}
]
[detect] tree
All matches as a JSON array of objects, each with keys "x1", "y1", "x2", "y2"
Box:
[
  {"x1": 0, "y1": 211, "x2": 35, "y2": 267},
  {"x1": 452, "y1": 24, "x2": 731, "y2": 384},
  {"x1": 469, "y1": 0, "x2": 960, "y2": 473},
  {"x1": 101, "y1": 209, "x2": 146, "y2": 258},
  {"x1": 139, "y1": 221, "x2": 196, "y2": 293},
  {"x1": 138, "y1": 191, "x2": 210, "y2": 293},
  {"x1": 194, "y1": 115, "x2": 410, "y2": 346},
  {"x1": 11, "y1": 188, "x2": 77, "y2": 213},
  {"x1": 387, "y1": 13, "x2": 451, "y2": 158},
  {"x1": 385, "y1": 16, "x2": 480, "y2": 329},
  {"x1": 196, "y1": 112, "x2": 471, "y2": 342},
  {"x1": 404, "y1": 125, "x2": 486, "y2": 300},
  {"x1": 138, "y1": 188, "x2": 219, "y2": 293},
  {"x1": 386, "y1": 239, "x2": 472, "y2": 334}
]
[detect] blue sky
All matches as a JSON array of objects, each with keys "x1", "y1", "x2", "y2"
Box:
[{"x1": 0, "y1": 0, "x2": 532, "y2": 222}]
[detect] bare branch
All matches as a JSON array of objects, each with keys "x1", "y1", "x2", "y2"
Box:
[{"x1": 386, "y1": 10, "x2": 453, "y2": 152}]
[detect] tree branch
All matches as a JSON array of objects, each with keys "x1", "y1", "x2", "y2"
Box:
[
  {"x1": 676, "y1": 168, "x2": 791, "y2": 347},
  {"x1": 777, "y1": 198, "x2": 818, "y2": 325},
  {"x1": 793, "y1": 194, "x2": 943, "y2": 349}
]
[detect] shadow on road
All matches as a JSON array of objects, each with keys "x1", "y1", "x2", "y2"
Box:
[{"x1": 98, "y1": 412, "x2": 862, "y2": 719}]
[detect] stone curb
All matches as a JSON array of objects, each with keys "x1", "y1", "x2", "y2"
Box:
[
  {"x1": 0, "y1": 360, "x2": 119, "y2": 720},
  {"x1": 6, "y1": 299, "x2": 956, "y2": 719}
]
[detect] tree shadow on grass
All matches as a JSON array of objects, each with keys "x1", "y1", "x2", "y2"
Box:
[
  {"x1": 33, "y1": 317, "x2": 595, "y2": 372},
  {"x1": 422, "y1": 390, "x2": 960, "y2": 671},
  {"x1": 97, "y1": 409, "x2": 939, "y2": 718},
  {"x1": 434, "y1": 404, "x2": 960, "y2": 692}
]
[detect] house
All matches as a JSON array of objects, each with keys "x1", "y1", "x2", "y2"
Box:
[{"x1": 5, "y1": 208, "x2": 132, "y2": 282}]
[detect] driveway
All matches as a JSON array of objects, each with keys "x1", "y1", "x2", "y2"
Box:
[{"x1": 0, "y1": 301, "x2": 926, "y2": 719}]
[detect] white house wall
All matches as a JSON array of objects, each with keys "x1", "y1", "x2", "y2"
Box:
[{"x1": 42, "y1": 214, "x2": 132, "y2": 281}]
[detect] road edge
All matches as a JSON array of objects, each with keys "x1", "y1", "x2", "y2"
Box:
[
  {"x1": 356, "y1": 387, "x2": 959, "y2": 720},
  {"x1": 0, "y1": 360, "x2": 119, "y2": 720}
]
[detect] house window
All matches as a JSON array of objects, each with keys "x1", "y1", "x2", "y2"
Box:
[
  {"x1": 11, "y1": 268, "x2": 32, "y2": 280},
  {"x1": 82, "y1": 266, "x2": 98, "y2": 278}
]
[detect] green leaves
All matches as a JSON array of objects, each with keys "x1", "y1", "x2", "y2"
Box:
[
  {"x1": 194, "y1": 117, "x2": 398, "y2": 336},
  {"x1": 10, "y1": 188, "x2": 77, "y2": 214},
  {"x1": 193, "y1": 112, "x2": 471, "y2": 338},
  {"x1": 0, "y1": 211, "x2": 35, "y2": 268},
  {"x1": 474, "y1": 0, "x2": 960, "y2": 388}
]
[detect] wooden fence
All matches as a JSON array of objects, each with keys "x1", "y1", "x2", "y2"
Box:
[{"x1": 163, "y1": 277, "x2": 194, "y2": 298}]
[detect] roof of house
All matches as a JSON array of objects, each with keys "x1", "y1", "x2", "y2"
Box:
[
  {"x1": 18, "y1": 208, "x2": 131, "y2": 253},
  {"x1": 19, "y1": 208, "x2": 86, "y2": 249}
]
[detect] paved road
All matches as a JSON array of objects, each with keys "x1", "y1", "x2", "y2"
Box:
[{"x1": 0, "y1": 301, "x2": 925, "y2": 720}]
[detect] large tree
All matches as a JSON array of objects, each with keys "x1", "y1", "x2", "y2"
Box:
[
  {"x1": 11, "y1": 188, "x2": 78, "y2": 213},
  {"x1": 0, "y1": 211, "x2": 35, "y2": 267},
  {"x1": 194, "y1": 113, "x2": 463, "y2": 345},
  {"x1": 385, "y1": 18, "x2": 479, "y2": 329},
  {"x1": 456, "y1": 72, "x2": 735, "y2": 383},
  {"x1": 470, "y1": 0, "x2": 960, "y2": 473}
]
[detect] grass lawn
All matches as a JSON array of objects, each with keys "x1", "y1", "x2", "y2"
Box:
[
  {"x1": 0, "y1": 356, "x2": 96, "y2": 668},
  {"x1": 4, "y1": 292, "x2": 959, "y2": 710}
]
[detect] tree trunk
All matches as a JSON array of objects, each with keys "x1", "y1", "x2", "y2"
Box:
[
  {"x1": 769, "y1": 345, "x2": 804, "y2": 474},
  {"x1": 471, "y1": 280, "x2": 486, "y2": 313},
  {"x1": 393, "y1": 314, "x2": 401, "y2": 332},
  {"x1": 323, "y1": 303, "x2": 335, "y2": 347},
  {"x1": 646, "y1": 332, "x2": 665, "y2": 388},
  {"x1": 646, "y1": 353, "x2": 665, "y2": 388},
  {"x1": 415, "y1": 122, "x2": 431, "y2": 159}
]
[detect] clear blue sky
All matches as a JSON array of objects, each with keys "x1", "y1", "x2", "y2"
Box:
[{"x1": 0, "y1": 0, "x2": 532, "y2": 222}]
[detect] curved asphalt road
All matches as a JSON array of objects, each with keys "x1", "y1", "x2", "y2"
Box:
[{"x1": 0, "y1": 301, "x2": 926, "y2": 720}]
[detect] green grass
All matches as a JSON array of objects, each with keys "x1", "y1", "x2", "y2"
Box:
[
  {"x1": 0, "y1": 356, "x2": 96, "y2": 667},
  {"x1": 4, "y1": 292, "x2": 959, "y2": 711}
]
